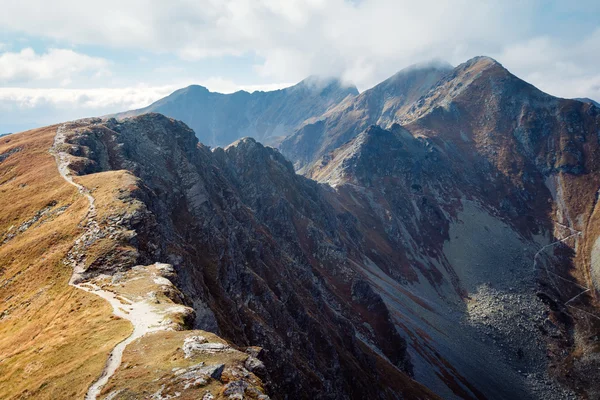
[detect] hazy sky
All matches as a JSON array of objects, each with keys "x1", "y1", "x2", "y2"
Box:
[{"x1": 1, "y1": 0, "x2": 600, "y2": 133}]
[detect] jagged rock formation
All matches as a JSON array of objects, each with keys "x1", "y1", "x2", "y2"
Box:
[
  {"x1": 280, "y1": 63, "x2": 452, "y2": 171},
  {"x1": 112, "y1": 77, "x2": 358, "y2": 148}
]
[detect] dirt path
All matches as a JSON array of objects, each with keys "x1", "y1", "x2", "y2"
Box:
[
  {"x1": 50, "y1": 123, "x2": 170, "y2": 400},
  {"x1": 77, "y1": 283, "x2": 167, "y2": 400}
]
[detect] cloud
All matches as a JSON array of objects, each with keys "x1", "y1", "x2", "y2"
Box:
[
  {"x1": 0, "y1": 0, "x2": 541, "y2": 90},
  {"x1": 0, "y1": 48, "x2": 110, "y2": 85},
  {"x1": 2, "y1": 0, "x2": 598, "y2": 97},
  {"x1": 0, "y1": 85, "x2": 175, "y2": 134},
  {"x1": 496, "y1": 28, "x2": 600, "y2": 100},
  {"x1": 1, "y1": 0, "x2": 599, "y2": 102},
  {"x1": 0, "y1": 86, "x2": 174, "y2": 111}
]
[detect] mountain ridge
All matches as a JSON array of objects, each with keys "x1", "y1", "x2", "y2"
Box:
[
  {"x1": 575, "y1": 97, "x2": 600, "y2": 108},
  {"x1": 112, "y1": 77, "x2": 358, "y2": 148},
  {"x1": 280, "y1": 61, "x2": 453, "y2": 171}
]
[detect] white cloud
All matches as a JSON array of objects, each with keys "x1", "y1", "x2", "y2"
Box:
[
  {"x1": 0, "y1": 0, "x2": 599, "y2": 109},
  {"x1": 0, "y1": 86, "x2": 175, "y2": 111},
  {"x1": 496, "y1": 28, "x2": 600, "y2": 100},
  {"x1": 0, "y1": 48, "x2": 110, "y2": 85},
  {"x1": 0, "y1": 85, "x2": 178, "y2": 133},
  {"x1": 0, "y1": 0, "x2": 538, "y2": 90},
  {"x1": 2, "y1": 0, "x2": 597, "y2": 98}
]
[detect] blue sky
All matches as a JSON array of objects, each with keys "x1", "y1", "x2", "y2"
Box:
[{"x1": 1, "y1": 0, "x2": 599, "y2": 133}]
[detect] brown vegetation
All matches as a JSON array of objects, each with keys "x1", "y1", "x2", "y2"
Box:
[{"x1": 0, "y1": 126, "x2": 131, "y2": 399}]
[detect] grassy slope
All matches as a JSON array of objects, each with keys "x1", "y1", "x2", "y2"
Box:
[
  {"x1": 0, "y1": 126, "x2": 131, "y2": 399},
  {"x1": 100, "y1": 330, "x2": 265, "y2": 400}
]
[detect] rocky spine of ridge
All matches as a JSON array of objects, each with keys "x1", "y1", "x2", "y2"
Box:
[
  {"x1": 574, "y1": 97, "x2": 600, "y2": 108},
  {"x1": 55, "y1": 114, "x2": 438, "y2": 400},
  {"x1": 113, "y1": 77, "x2": 358, "y2": 148}
]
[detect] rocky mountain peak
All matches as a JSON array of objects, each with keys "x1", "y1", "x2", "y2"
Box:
[
  {"x1": 451, "y1": 55, "x2": 518, "y2": 88},
  {"x1": 363, "y1": 124, "x2": 391, "y2": 137},
  {"x1": 398, "y1": 55, "x2": 551, "y2": 127},
  {"x1": 224, "y1": 136, "x2": 258, "y2": 149},
  {"x1": 181, "y1": 84, "x2": 211, "y2": 94},
  {"x1": 280, "y1": 62, "x2": 450, "y2": 171},
  {"x1": 462, "y1": 55, "x2": 502, "y2": 68},
  {"x1": 384, "y1": 61, "x2": 452, "y2": 86}
]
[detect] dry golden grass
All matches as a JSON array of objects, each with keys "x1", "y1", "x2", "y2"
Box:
[
  {"x1": 0, "y1": 126, "x2": 131, "y2": 399},
  {"x1": 76, "y1": 171, "x2": 142, "y2": 271},
  {"x1": 76, "y1": 170, "x2": 142, "y2": 224},
  {"x1": 99, "y1": 330, "x2": 264, "y2": 400}
]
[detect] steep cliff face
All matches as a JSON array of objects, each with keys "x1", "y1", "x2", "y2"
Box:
[
  {"x1": 113, "y1": 77, "x2": 358, "y2": 148},
  {"x1": 56, "y1": 115, "x2": 437, "y2": 400},
  {"x1": 280, "y1": 64, "x2": 451, "y2": 171}
]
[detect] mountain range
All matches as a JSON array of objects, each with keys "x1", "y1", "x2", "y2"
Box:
[
  {"x1": 1, "y1": 56, "x2": 600, "y2": 400},
  {"x1": 112, "y1": 76, "x2": 358, "y2": 148}
]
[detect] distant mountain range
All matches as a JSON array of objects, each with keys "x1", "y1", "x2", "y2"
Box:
[{"x1": 112, "y1": 76, "x2": 358, "y2": 147}]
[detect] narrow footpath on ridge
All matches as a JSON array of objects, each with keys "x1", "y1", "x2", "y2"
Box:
[{"x1": 51, "y1": 123, "x2": 174, "y2": 400}]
